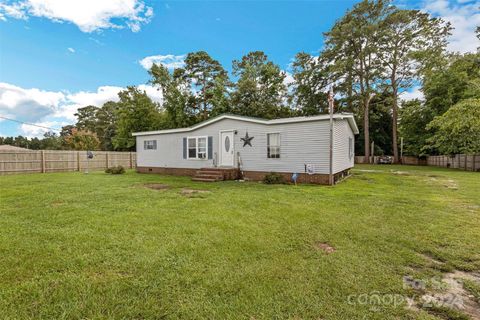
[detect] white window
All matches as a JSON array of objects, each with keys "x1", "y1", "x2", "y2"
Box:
[
  {"x1": 187, "y1": 136, "x2": 208, "y2": 159},
  {"x1": 349, "y1": 137, "x2": 354, "y2": 159},
  {"x1": 144, "y1": 140, "x2": 157, "y2": 150},
  {"x1": 267, "y1": 133, "x2": 280, "y2": 159}
]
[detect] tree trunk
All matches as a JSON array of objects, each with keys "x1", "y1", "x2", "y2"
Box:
[{"x1": 364, "y1": 100, "x2": 370, "y2": 163}]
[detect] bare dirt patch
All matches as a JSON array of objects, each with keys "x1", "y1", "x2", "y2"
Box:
[
  {"x1": 425, "y1": 176, "x2": 458, "y2": 190},
  {"x1": 50, "y1": 200, "x2": 65, "y2": 207},
  {"x1": 419, "y1": 252, "x2": 447, "y2": 265},
  {"x1": 313, "y1": 242, "x2": 336, "y2": 254},
  {"x1": 144, "y1": 183, "x2": 170, "y2": 190},
  {"x1": 391, "y1": 170, "x2": 411, "y2": 176}
]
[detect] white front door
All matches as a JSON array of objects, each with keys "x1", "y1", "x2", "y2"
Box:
[{"x1": 220, "y1": 131, "x2": 234, "y2": 167}]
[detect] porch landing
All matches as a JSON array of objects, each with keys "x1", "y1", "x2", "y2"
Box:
[{"x1": 192, "y1": 167, "x2": 239, "y2": 182}]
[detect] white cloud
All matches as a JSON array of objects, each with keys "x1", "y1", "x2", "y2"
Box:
[
  {"x1": 20, "y1": 120, "x2": 66, "y2": 138},
  {"x1": 422, "y1": 0, "x2": 480, "y2": 53},
  {"x1": 0, "y1": 82, "x2": 163, "y2": 137},
  {"x1": 67, "y1": 47, "x2": 75, "y2": 53},
  {"x1": 0, "y1": 82, "x2": 65, "y2": 122},
  {"x1": 400, "y1": 86, "x2": 425, "y2": 101},
  {"x1": 0, "y1": 0, "x2": 153, "y2": 33},
  {"x1": 139, "y1": 54, "x2": 186, "y2": 70}
]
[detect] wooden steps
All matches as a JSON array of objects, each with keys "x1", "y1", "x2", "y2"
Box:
[{"x1": 191, "y1": 167, "x2": 238, "y2": 182}]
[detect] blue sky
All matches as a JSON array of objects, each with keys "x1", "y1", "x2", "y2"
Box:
[{"x1": 0, "y1": 0, "x2": 479, "y2": 137}]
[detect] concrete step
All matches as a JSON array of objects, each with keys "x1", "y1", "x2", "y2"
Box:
[
  {"x1": 192, "y1": 177, "x2": 218, "y2": 182},
  {"x1": 200, "y1": 167, "x2": 234, "y2": 171},
  {"x1": 196, "y1": 170, "x2": 224, "y2": 176},
  {"x1": 195, "y1": 174, "x2": 223, "y2": 180}
]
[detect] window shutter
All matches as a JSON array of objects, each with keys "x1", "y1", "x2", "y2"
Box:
[
  {"x1": 208, "y1": 136, "x2": 213, "y2": 160},
  {"x1": 183, "y1": 137, "x2": 187, "y2": 159}
]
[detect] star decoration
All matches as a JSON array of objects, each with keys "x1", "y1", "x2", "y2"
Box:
[{"x1": 240, "y1": 131, "x2": 254, "y2": 147}]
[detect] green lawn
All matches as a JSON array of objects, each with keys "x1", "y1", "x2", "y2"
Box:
[{"x1": 0, "y1": 165, "x2": 479, "y2": 319}]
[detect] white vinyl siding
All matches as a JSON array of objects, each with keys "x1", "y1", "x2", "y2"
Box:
[{"x1": 333, "y1": 119, "x2": 355, "y2": 173}]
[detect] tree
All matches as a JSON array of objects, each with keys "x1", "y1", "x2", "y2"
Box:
[
  {"x1": 399, "y1": 52, "x2": 480, "y2": 155},
  {"x1": 96, "y1": 101, "x2": 120, "y2": 150},
  {"x1": 181, "y1": 51, "x2": 230, "y2": 120},
  {"x1": 41, "y1": 132, "x2": 62, "y2": 150},
  {"x1": 74, "y1": 105, "x2": 99, "y2": 132},
  {"x1": 64, "y1": 128, "x2": 101, "y2": 151},
  {"x1": 426, "y1": 98, "x2": 480, "y2": 154},
  {"x1": 231, "y1": 51, "x2": 290, "y2": 119},
  {"x1": 423, "y1": 53, "x2": 480, "y2": 115},
  {"x1": 378, "y1": 9, "x2": 450, "y2": 162},
  {"x1": 398, "y1": 99, "x2": 429, "y2": 156},
  {"x1": 149, "y1": 63, "x2": 197, "y2": 128},
  {"x1": 113, "y1": 87, "x2": 164, "y2": 150},
  {"x1": 323, "y1": 0, "x2": 392, "y2": 162},
  {"x1": 289, "y1": 52, "x2": 329, "y2": 115}
]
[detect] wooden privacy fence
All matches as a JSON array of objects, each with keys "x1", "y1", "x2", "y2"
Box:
[
  {"x1": 354, "y1": 154, "x2": 479, "y2": 172},
  {"x1": 354, "y1": 156, "x2": 426, "y2": 165},
  {"x1": 427, "y1": 154, "x2": 479, "y2": 172},
  {"x1": 0, "y1": 150, "x2": 136, "y2": 175}
]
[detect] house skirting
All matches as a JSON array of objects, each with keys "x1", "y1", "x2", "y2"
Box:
[
  {"x1": 137, "y1": 166, "x2": 351, "y2": 185},
  {"x1": 137, "y1": 166, "x2": 198, "y2": 176},
  {"x1": 242, "y1": 169, "x2": 350, "y2": 185}
]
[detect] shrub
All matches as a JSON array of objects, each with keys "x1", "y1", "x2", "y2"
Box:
[
  {"x1": 105, "y1": 165, "x2": 125, "y2": 174},
  {"x1": 263, "y1": 172, "x2": 285, "y2": 184}
]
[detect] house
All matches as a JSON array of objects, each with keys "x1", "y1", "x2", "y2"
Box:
[
  {"x1": 0, "y1": 145, "x2": 30, "y2": 151},
  {"x1": 133, "y1": 113, "x2": 359, "y2": 184}
]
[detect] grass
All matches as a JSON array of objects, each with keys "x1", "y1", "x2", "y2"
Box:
[{"x1": 0, "y1": 165, "x2": 479, "y2": 319}]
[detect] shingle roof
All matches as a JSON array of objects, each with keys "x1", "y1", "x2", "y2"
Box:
[
  {"x1": 133, "y1": 113, "x2": 359, "y2": 136},
  {"x1": 0, "y1": 145, "x2": 30, "y2": 151}
]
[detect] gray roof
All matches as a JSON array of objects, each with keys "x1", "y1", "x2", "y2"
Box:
[
  {"x1": 0, "y1": 145, "x2": 30, "y2": 151},
  {"x1": 133, "y1": 113, "x2": 359, "y2": 136}
]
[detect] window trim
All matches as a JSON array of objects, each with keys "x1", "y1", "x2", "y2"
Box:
[
  {"x1": 267, "y1": 132, "x2": 281, "y2": 159},
  {"x1": 144, "y1": 140, "x2": 157, "y2": 150},
  {"x1": 187, "y1": 136, "x2": 208, "y2": 160}
]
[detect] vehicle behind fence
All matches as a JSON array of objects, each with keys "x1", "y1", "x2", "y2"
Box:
[
  {"x1": 0, "y1": 150, "x2": 136, "y2": 175},
  {"x1": 355, "y1": 154, "x2": 479, "y2": 172}
]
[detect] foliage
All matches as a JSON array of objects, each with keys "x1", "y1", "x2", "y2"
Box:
[
  {"x1": 423, "y1": 53, "x2": 480, "y2": 116},
  {"x1": 231, "y1": 51, "x2": 291, "y2": 119},
  {"x1": 398, "y1": 99, "x2": 430, "y2": 156},
  {"x1": 63, "y1": 128, "x2": 101, "y2": 151},
  {"x1": 113, "y1": 87, "x2": 165, "y2": 150},
  {"x1": 289, "y1": 52, "x2": 328, "y2": 116},
  {"x1": 181, "y1": 51, "x2": 231, "y2": 120},
  {"x1": 426, "y1": 98, "x2": 480, "y2": 155},
  {"x1": 1, "y1": 165, "x2": 479, "y2": 318},
  {"x1": 400, "y1": 52, "x2": 480, "y2": 156},
  {"x1": 105, "y1": 165, "x2": 126, "y2": 174},
  {"x1": 149, "y1": 63, "x2": 197, "y2": 128},
  {"x1": 0, "y1": 132, "x2": 62, "y2": 150},
  {"x1": 263, "y1": 172, "x2": 285, "y2": 184}
]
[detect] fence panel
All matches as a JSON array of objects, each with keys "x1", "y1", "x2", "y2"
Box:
[
  {"x1": 0, "y1": 150, "x2": 136, "y2": 175},
  {"x1": 354, "y1": 153, "x2": 479, "y2": 172}
]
